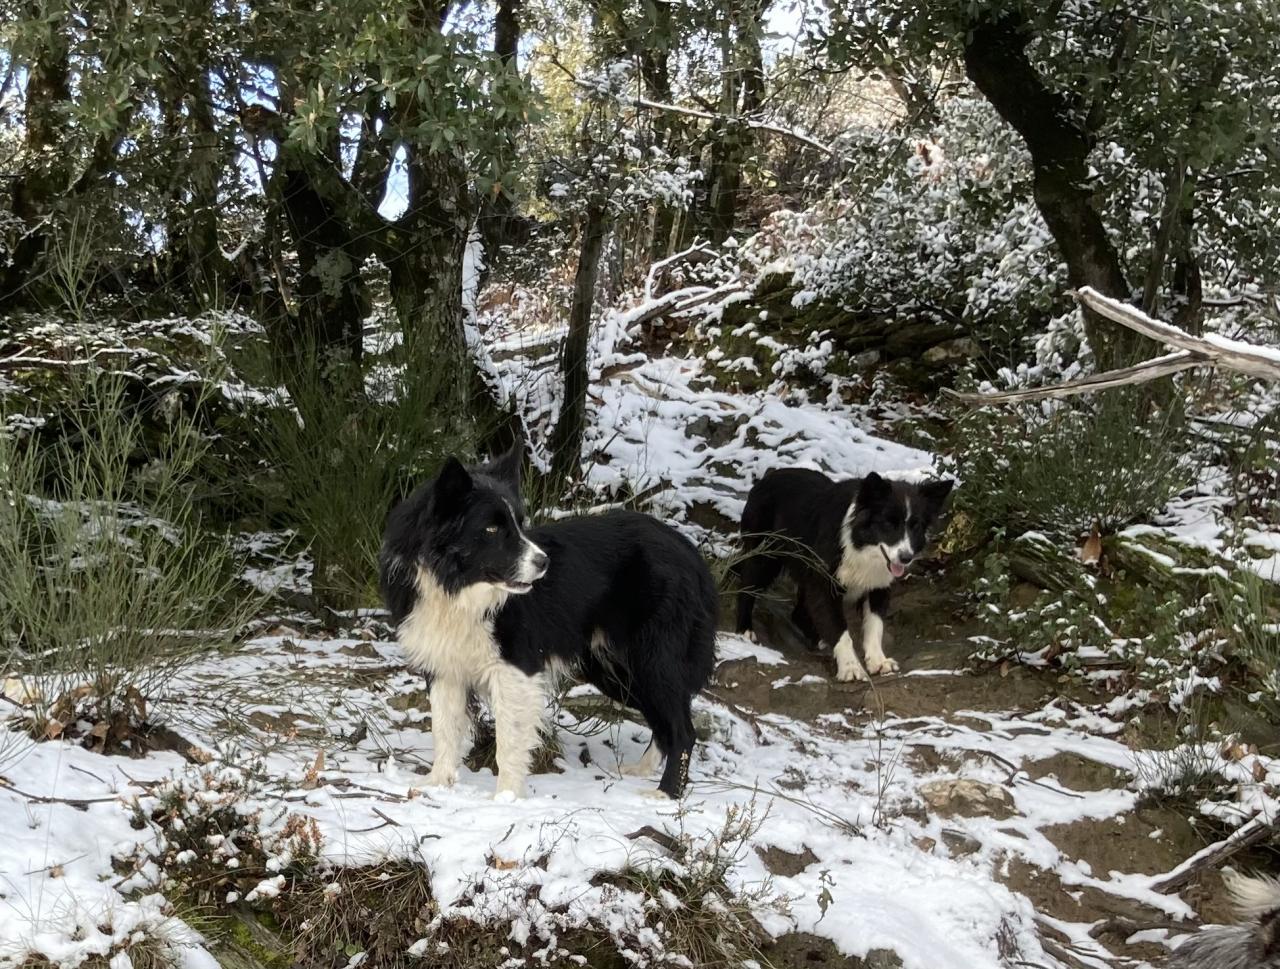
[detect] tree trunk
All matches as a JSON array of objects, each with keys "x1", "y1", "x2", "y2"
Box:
[
  {"x1": 1, "y1": 8, "x2": 71, "y2": 308},
  {"x1": 550, "y1": 202, "x2": 609, "y2": 484},
  {"x1": 389, "y1": 148, "x2": 475, "y2": 416},
  {"x1": 273, "y1": 149, "x2": 367, "y2": 380},
  {"x1": 962, "y1": 11, "x2": 1141, "y2": 369},
  {"x1": 703, "y1": 0, "x2": 766, "y2": 244},
  {"x1": 478, "y1": 0, "x2": 524, "y2": 267}
]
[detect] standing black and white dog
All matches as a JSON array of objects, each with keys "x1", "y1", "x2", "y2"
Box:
[
  {"x1": 379, "y1": 450, "x2": 718, "y2": 799},
  {"x1": 732, "y1": 468, "x2": 952, "y2": 681}
]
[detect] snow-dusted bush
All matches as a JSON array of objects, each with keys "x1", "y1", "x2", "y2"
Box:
[{"x1": 742, "y1": 98, "x2": 1066, "y2": 352}]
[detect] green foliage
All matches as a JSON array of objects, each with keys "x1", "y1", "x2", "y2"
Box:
[
  {"x1": 250, "y1": 348, "x2": 474, "y2": 611},
  {"x1": 0, "y1": 371, "x2": 257, "y2": 742},
  {"x1": 1212, "y1": 571, "x2": 1280, "y2": 721},
  {"x1": 950, "y1": 391, "x2": 1194, "y2": 539}
]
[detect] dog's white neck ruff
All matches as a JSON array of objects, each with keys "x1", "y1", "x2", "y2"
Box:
[
  {"x1": 398, "y1": 567, "x2": 509, "y2": 679},
  {"x1": 400, "y1": 566, "x2": 549, "y2": 798},
  {"x1": 836, "y1": 497, "x2": 911, "y2": 596}
]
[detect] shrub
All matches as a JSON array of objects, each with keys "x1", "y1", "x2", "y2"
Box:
[
  {"x1": 0, "y1": 371, "x2": 257, "y2": 745},
  {"x1": 249, "y1": 343, "x2": 475, "y2": 612},
  {"x1": 949, "y1": 390, "x2": 1194, "y2": 539}
]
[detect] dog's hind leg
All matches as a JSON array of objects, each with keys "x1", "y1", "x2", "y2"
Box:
[
  {"x1": 862, "y1": 588, "x2": 897, "y2": 675},
  {"x1": 734, "y1": 550, "x2": 783, "y2": 640},
  {"x1": 621, "y1": 738, "x2": 664, "y2": 777},
  {"x1": 489, "y1": 666, "x2": 547, "y2": 799},
  {"x1": 790, "y1": 583, "x2": 820, "y2": 647},
  {"x1": 652, "y1": 704, "x2": 695, "y2": 799}
]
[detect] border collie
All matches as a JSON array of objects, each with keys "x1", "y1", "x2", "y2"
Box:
[
  {"x1": 379, "y1": 450, "x2": 717, "y2": 799},
  {"x1": 732, "y1": 468, "x2": 952, "y2": 681},
  {"x1": 1168, "y1": 871, "x2": 1280, "y2": 969}
]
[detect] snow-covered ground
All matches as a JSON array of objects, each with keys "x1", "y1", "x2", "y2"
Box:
[{"x1": 3, "y1": 283, "x2": 1277, "y2": 969}]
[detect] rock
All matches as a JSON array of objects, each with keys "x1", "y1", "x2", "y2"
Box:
[
  {"x1": 940, "y1": 827, "x2": 983, "y2": 857},
  {"x1": 918, "y1": 778, "x2": 1015, "y2": 820},
  {"x1": 923, "y1": 338, "x2": 978, "y2": 364},
  {"x1": 755, "y1": 844, "x2": 819, "y2": 877}
]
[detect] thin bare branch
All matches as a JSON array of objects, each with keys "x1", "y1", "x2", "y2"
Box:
[{"x1": 943, "y1": 352, "x2": 1201, "y2": 406}]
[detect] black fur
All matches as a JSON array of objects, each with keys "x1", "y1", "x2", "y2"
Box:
[
  {"x1": 380, "y1": 452, "x2": 718, "y2": 798},
  {"x1": 732, "y1": 467, "x2": 952, "y2": 667}
]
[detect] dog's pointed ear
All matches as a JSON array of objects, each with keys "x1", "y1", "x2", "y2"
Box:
[
  {"x1": 485, "y1": 444, "x2": 523, "y2": 489},
  {"x1": 857, "y1": 471, "x2": 891, "y2": 508},
  {"x1": 918, "y1": 478, "x2": 954, "y2": 519},
  {"x1": 433, "y1": 456, "x2": 473, "y2": 512}
]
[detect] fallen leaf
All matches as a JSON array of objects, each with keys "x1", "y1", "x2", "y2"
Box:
[
  {"x1": 44, "y1": 719, "x2": 65, "y2": 741},
  {"x1": 1079, "y1": 524, "x2": 1103, "y2": 565},
  {"x1": 1253, "y1": 760, "x2": 1268, "y2": 783},
  {"x1": 490, "y1": 856, "x2": 520, "y2": 870},
  {"x1": 302, "y1": 750, "x2": 325, "y2": 789}
]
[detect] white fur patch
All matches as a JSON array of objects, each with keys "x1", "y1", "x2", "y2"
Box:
[
  {"x1": 862, "y1": 600, "x2": 898, "y2": 676},
  {"x1": 621, "y1": 739, "x2": 664, "y2": 778},
  {"x1": 1225, "y1": 871, "x2": 1280, "y2": 920},
  {"x1": 399, "y1": 567, "x2": 550, "y2": 797},
  {"x1": 833, "y1": 631, "x2": 869, "y2": 682},
  {"x1": 836, "y1": 498, "x2": 914, "y2": 595}
]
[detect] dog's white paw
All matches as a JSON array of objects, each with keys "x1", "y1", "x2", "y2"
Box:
[
  {"x1": 621, "y1": 762, "x2": 656, "y2": 778},
  {"x1": 639, "y1": 788, "x2": 675, "y2": 801},
  {"x1": 424, "y1": 765, "x2": 458, "y2": 788},
  {"x1": 494, "y1": 778, "x2": 527, "y2": 800},
  {"x1": 867, "y1": 656, "x2": 900, "y2": 676},
  {"x1": 742, "y1": 629, "x2": 757, "y2": 643},
  {"x1": 835, "y1": 661, "x2": 870, "y2": 683}
]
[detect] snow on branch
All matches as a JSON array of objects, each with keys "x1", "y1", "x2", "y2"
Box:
[{"x1": 946, "y1": 286, "x2": 1280, "y2": 405}]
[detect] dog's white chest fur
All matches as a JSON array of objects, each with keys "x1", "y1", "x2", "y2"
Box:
[
  {"x1": 398, "y1": 568, "x2": 509, "y2": 687},
  {"x1": 836, "y1": 502, "x2": 895, "y2": 595}
]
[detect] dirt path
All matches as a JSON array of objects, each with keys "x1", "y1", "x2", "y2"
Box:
[{"x1": 716, "y1": 574, "x2": 1244, "y2": 969}]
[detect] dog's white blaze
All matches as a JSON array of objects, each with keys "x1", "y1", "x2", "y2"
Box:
[
  {"x1": 503, "y1": 499, "x2": 548, "y2": 587},
  {"x1": 833, "y1": 631, "x2": 869, "y2": 682},
  {"x1": 837, "y1": 496, "x2": 912, "y2": 594},
  {"x1": 401, "y1": 567, "x2": 548, "y2": 798},
  {"x1": 514, "y1": 536, "x2": 547, "y2": 584}
]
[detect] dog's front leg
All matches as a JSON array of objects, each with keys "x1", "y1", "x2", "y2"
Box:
[
  {"x1": 805, "y1": 579, "x2": 868, "y2": 682},
  {"x1": 490, "y1": 666, "x2": 547, "y2": 799},
  {"x1": 862, "y1": 588, "x2": 898, "y2": 675},
  {"x1": 425, "y1": 678, "x2": 470, "y2": 787}
]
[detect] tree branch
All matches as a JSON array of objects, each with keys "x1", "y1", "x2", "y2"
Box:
[{"x1": 567, "y1": 73, "x2": 846, "y2": 161}]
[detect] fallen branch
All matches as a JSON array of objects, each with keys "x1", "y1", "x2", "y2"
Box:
[
  {"x1": 944, "y1": 351, "x2": 1201, "y2": 405},
  {"x1": 1150, "y1": 813, "x2": 1277, "y2": 894},
  {"x1": 948, "y1": 286, "x2": 1280, "y2": 406}
]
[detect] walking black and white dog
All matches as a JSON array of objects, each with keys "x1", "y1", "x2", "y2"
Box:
[
  {"x1": 732, "y1": 468, "x2": 952, "y2": 681},
  {"x1": 379, "y1": 450, "x2": 718, "y2": 799}
]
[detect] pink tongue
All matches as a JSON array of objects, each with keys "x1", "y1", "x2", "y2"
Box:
[{"x1": 890, "y1": 562, "x2": 906, "y2": 578}]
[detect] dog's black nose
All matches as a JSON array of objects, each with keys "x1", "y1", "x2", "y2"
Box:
[
  {"x1": 897, "y1": 550, "x2": 914, "y2": 564},
  {"x1": 532, "y1": 551, "x2": 549, "y2": 572}
]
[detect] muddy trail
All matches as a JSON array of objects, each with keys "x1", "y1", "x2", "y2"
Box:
[{"x1": 718, "y1": 573, "x2": 1258, "y2": 969}]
